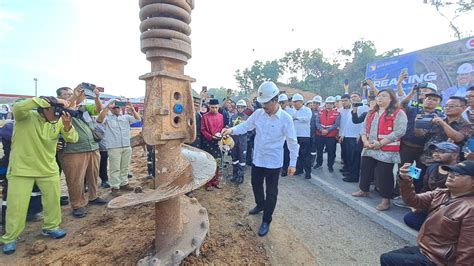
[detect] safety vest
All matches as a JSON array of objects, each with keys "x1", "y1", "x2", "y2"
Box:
[
  {"x1": 316, "y1": 109, "x2": 339, "y2": 137},
  {"x1": 366, "y1": 108, "x2": 402, "y2": 152}
]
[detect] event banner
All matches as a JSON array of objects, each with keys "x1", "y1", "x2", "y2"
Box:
[{"x1": 365, "y1": 37, "x2": 474, "y2": 104}]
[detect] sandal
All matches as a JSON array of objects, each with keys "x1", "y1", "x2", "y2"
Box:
[
  {"x1": 351, "y1": 190, "x2": 369, "y2": 197},
  {"x1": 376, "y1": 202, "x2": 391, "y2": 211}
]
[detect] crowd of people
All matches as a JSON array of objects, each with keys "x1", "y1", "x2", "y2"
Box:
[
  {"x1": 0, "y1": 85, "x2": 140, "y2": 254},
  {"x1": 201, "y1": 73, "x2": 474, "y2": 264},
  {"x1": 0, "y1": 71, "x2": 473, "y2": 264}
]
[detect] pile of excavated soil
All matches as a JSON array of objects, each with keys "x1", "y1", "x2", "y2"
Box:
[{"x1": 0, "y1": 147, "x2": 269, "y2": 264}]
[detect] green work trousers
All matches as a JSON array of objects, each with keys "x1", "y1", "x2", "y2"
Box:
[
  {"x1": 1, "y1": 175, "x2": 61, "y2": 244},
  {"x1": 108, "y1": 146, "x2": 132, "y2": 189}
]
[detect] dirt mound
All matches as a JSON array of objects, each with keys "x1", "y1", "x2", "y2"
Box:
[{"x1": 1, "y1": 148, "x2": 269, "y2": 264}]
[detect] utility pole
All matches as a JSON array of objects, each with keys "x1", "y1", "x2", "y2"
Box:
[{"x1": 33, "y1": 78, "x2": 38, "y2": 97}]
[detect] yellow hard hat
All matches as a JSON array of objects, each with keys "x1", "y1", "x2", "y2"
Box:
[{"x1": 218, "y1": 135, "x2": 235, "y2": 152}]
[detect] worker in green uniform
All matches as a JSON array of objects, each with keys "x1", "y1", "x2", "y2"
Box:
[{"x1": 0, "y1": 96, "x2": 78, "y2": 255}]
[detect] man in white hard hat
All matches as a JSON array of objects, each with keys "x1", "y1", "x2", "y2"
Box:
[
  {"x1": 279, "y1": 93, "x2": 294, "y2": 175},
  {"x1": 335, "y1": 95, "x2": 342, "y2": 109},
  {"x1": 311, "y1": 95, "x2": 322, "y2": 114},
  {"x1": 442, "y1": 62, "x2": 474, "y2": 104},
  {"x1": 313, "y1": 96, "x2": 341, "y2": 172},
  {"x1": 291, "y1": 93, "x2": 313, "y2": 179},
  {"x1": 222, "y1": 81, "x2": 299, "y2": 237},
  {"x1": 310, "y1": 95, "x2": 323, "y2": 167},
  {"x1": 229, "y1": 100, "x2": 249, "y2": 184}
]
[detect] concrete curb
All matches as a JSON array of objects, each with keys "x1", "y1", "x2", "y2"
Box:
[{"x1": 308, "y1": 174, "x2": 418, "y2": 245}]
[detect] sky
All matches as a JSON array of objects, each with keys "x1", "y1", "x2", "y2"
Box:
[{"x1": 0, "y1": 0, "x2": 473, "y2": 98}]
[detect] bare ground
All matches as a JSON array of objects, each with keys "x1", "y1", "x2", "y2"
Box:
[{"x1": 0, "y1": 147, "x2": 408, "y2": 265}]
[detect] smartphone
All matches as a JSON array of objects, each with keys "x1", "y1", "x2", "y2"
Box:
[
  {"x1": 352, "y1": 102, "x2": 363, "y2": 107},
  {"x1": 115, "y1": 101, "x2": 126, "y2": 107},
  {"x1": 408, "y1": 165, "x2": 422, "y2": 180},
  {"x1": 401, "y1": 68, "x2": 408, "y2": 78},
  {"x1": 344, "y1": 79, "x2": 349, "y2": 85}
]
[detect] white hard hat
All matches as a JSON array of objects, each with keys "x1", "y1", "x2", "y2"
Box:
[
  {"x1": 325, "y1": 96, "x2": 336, "y2": 103},
  {"x1": 335, "y1": 95, "x2": 342, "y2": 101},
  {"x1": 420, "y1": 82, "x2": 438, "y2": 92},
  {"x1": 257, "y1": 81, "x2": 279, "y2": 103},
  {"x1": 278, "y1": 94, "x2": 288, "y2": 102},
  {"x1": 236, "y1": 99, "x2": 246, "y2": 106},
  {"x1": 313, "y1": 95, "x2": 322, "y2": 103},
  {"x1": 457, "y1": 63, "x2": 473, "y2": 74},
  {"x1": 292, "y1": 93, "x2": 304, "y2": 102}
]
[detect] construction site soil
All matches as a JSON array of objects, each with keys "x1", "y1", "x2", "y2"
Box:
[{"x1": 0, "y1": 148, "x2": 271, "y2": 265}]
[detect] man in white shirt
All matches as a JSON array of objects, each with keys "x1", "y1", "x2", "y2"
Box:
[
  {"x1": 291, "y1": 93, "x2": 313, "y2": 179},
  {"x1": 279, "y1": 94, "x2": 294, "y2": 176},
  {"x1": 222, "y1": 81, "x2": 299, "y2": 237},
  {"x1": 340, "y1": 92, "x2": 369, "y2": 182},
  {"x1": 338, "y1": 94, "x2": 352, "y2": 173}
]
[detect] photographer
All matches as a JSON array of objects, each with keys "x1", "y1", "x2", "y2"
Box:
[
  {"x1": 416, "y1": 96, "x2": 470, "y2": 166},
  {"x1": 0, "y1": 97, "x2": 78, "y2": 254},
  {"x1": 401, "y1": 82, "x2": 442, "y2": 111},
  {"x1": 351, "y1": 96, "x2": 376, "y2": 124},
  {"x1": 380, "y1": 161, "x2": 474, "y2": 265},
  {"x1": 402, "y1": 142, "x2": 460, "y2": 231},
  {"x1": 60, "y1": 85, "x2": 107, "y2": 218},
  {"x1": 97, "y1": 100, "x2": 140, "y2": 196},
  {"x1": 339, "y1": 93, "x2": 369, "y2": 182},
  {"x1": 400, "y1": 86, "x2": 444, "y2": 192}
]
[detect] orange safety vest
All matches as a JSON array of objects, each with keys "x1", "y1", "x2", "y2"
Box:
[
  {"x1": 366, "y1": 108, "x2": 402, "y2": 152},
  {"x1": 316, "y1": 109, "x2": 339, "y2": 137}
]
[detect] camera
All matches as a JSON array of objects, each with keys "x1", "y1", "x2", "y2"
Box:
[
  {"x1": 352, "y1": 102, "x2": 363, "y2": 107},
  {"x1": 415, "y1": 113, "x2": 436, "y2": 130}
]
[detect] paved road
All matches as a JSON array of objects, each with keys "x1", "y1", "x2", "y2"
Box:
[{"x1": 235, "y1": 167, "x2": 410, "y2": 265}]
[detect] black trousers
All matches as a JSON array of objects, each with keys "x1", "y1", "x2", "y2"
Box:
[
  {"x1": 360, "y1": 156, "x2": 395, "y2": 199},
  {"x1": 246, "y1": 134, "x2": 255, "y2": 165},
  {"x1": 340, "y1": 139, "x2": 347, "y2": 167},
  {"x1": 296, "y1": 137, "x2": 312, "y2": 178},
  {"x1": 251, "y1": 165, "x2": 280, "y2": 223},
  {"x1": 380, "y1": 246, "x2": 435, "y2": 266},
  {"x1": 282, "y1": 142, "x2": 290, "y2": 175},
  {"x1": 315, "y1": 136, "x2": 337, "y2": 167},
  {"x1": 99, "y1": 150, "x2": 109, "y2": 182},
  {"x1": 344, "y1": 137, "x2": 363, "y2": 180}
]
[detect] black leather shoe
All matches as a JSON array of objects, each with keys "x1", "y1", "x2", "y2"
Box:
[
  {"x1": 89, "y1": 197, "x2": 108, "y2": 205},
  {"x1": 339, "y1": 169, "x2": 349, "y2": 173},
  {"x1": 248, "y1": 206, "x2": 264, "y2": 215},
  {"x1": 294, "y1": 171, "x2": 303, "y2": 176},
  {"x1": 313, "y1": 164, "x2": 322, "y2": 170},
  {"x1": 281, "y1": 172, "x2": 288, "y2": 177},
  {"x1": 258, "y1": 222, "x2": 270, "y2": 237},
  {"x1": 72, "y1": 208, "x2": 87, "y2": 218},
  {"x1": 342, "y1": 172, "x2": 351, "y2": 177},
  {"x1": 305, "y1": 174, "x2": 311, "y2": 179},
  {"x1": 342, "y1": 177, "x2": 359, "y2": 183},
  {"x1": 328, "y1": 167, "x2": 334, "y2": 173}
]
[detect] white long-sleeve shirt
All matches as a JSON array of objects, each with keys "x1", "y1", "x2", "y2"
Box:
[
  {"x1": 232, "y1": 107, "x2": 299, "y2": 168},
  {"x1": 340, "y1": 105, "x2": 369, "y2": 138},
  {"x1": 292, "y1": 105, "x2": 312, "y2": 137}
]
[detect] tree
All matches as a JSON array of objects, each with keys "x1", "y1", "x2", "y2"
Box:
[
  {"x1": 423, "y1": 0, "x2": 474, "y2": 40},
  {"x1": 234, "y1": 60, "x2": 283, "y2": 93}
]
